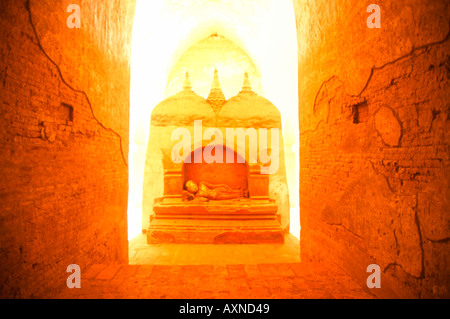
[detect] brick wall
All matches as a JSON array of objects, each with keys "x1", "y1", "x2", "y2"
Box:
[
  {"x1": 0, "y1": 0, "x2": 134, "y2": 298},
  {"x1": 1, "y1": 0, "x2": 448, "y2": 299},
  {"x1": 295, "y1": 0, "x2": 449, "y2": 298}
]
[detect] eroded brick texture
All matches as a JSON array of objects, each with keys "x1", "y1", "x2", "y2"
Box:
[
  {"x1": 0, "y1": 1, "x2": 130, "y2": 298},
  {"x1": 297, "y1": 1, "x2": 450, "y2": 298},
  {"x1": 1, "y1": 0, "x2": 448, "y2": 300},
  {"x1": 55, "y1": 262, "x2": 375, "y2": 299}
]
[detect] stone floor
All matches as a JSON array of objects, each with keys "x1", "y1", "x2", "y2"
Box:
[
  {"x1": 129, "y1": 233, "x2": 301, "y2": 265},
  {"x1": 54, "y1": 234, "x2": 375, "y2": 299}
]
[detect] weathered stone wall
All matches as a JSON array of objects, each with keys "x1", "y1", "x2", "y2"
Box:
[
  {"x1": 294, "y1": 0, "x2": 449, "y2": 298},
  {"x1": 0, "y1": 0, "x2": 134, "y2": 298},
  {"x1": 1, "y1": 0, "x2": 448, "y2": 299}
]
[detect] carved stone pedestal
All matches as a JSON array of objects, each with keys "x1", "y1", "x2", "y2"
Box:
[{"x1": 147, "y1": 197, "x2": 284, "y2": 244}]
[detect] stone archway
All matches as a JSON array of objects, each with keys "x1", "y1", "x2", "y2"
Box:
[
  {"x1": 129, "y1": 0, "x2": 299, "y2": 240},
  {"x1": 183, "y1": 145, "x2": 249, "y2": 192}
]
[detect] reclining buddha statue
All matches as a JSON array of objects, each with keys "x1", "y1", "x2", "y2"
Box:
[{"x1": 182, "y1": 180, "x2": 249, "y2": 202}]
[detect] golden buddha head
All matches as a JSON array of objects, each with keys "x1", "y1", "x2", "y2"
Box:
[{"x1": 185, "y1": 180, "x2": 198, "y2": 193}]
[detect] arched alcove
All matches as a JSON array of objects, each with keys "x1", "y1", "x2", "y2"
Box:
[
  {"x1": 129, "y1": 0, "x2": 299, "y2": 240},
  {"x1": 183, "y1": 145, "x2": 249, "y2": 192}
]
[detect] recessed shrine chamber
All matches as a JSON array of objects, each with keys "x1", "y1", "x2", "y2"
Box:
[{"x1": 144, "y1": 70, "x2": 288, "y2": 244}]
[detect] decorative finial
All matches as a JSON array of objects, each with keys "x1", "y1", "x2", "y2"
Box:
[
  {"x1": 207, "y1": 68, "x2": 226, "y2": 114},
  {"x1": 211, "y1": 68, "x2": 221, "y2": 91},
  {"x1": 241, "y1": 72, "x2": 252, "y2": 93},
  {"x1": 183, "y1": 71, "x2": 192, "y2": 91}
]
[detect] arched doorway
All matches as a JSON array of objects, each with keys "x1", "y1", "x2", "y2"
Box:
[
  {"x1": 129, "y1": 0, "x2": 299, "y2": 242},
  {"x1": 183, "y1": 145, "x2": 249, "y2": 193}
]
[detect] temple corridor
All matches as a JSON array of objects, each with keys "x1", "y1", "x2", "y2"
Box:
[
  {"x1": 55, "y1": 263, "x2": 374, "y2": 299},
  {"x1": 0, "y1": 0, "x2": 449, "y2": 300},
  {"x1": 54, "y1": 235, "x2": 374, "y2": 299}
]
